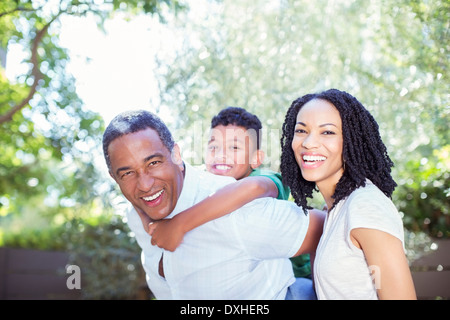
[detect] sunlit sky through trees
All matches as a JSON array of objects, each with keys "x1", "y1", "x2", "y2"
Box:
[
  {"x1": 2, "y1": 0, "x2": 448, "y2": 236},
  {"x1": 5, "y1": 9, "x2": 177, "y2": 124}
]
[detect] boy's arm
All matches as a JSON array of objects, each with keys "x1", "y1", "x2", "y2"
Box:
[
  {"x1": 180, "y1": 176, "x2": 278, "y2": 232},
  {"x1": 148, "y1": 176, "x2": 279, "y2": 251}
]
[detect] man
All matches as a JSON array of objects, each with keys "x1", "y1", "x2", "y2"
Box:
[{"x1": 102, "y1": 110, "x2": 324, "y2": 299}]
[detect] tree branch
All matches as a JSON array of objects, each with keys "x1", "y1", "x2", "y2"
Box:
[
  {"x1": 0, "y1": 14, "x2": 60, "y2": 125},
  {"x1": 0, "y1": 7, "x2": 35, "y2": 18}
]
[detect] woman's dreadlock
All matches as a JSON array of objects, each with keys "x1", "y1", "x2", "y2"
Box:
[{"x1": 280, "y1": 89, "x2": 397, "y2": 214}]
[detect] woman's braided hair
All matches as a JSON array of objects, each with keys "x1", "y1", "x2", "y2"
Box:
[{"x1": 280, "y1": 89, "x2": 397, "y2": 214}]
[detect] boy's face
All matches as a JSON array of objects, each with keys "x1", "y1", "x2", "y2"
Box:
[{"x1": 205, "y1": 124, "x2": 261, "y2": 180}]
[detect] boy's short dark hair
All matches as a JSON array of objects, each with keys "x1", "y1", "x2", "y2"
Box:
[{"x1": 211, "y1": 107, "x2": 262, "y2": 149}]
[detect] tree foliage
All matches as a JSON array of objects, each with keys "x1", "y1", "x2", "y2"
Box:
[
  {"x1": 156, "y1": 0, "x2": 449, "y2": 237},
  {"x1": 0, "y1": 0, "x2": 447, "y2": 299},
  {"x1": 0, "y1": 0, "x2": 185, "y2": 298},
  {"x1": 0, "y1": 0, "x2": 185, "y2": 216}
]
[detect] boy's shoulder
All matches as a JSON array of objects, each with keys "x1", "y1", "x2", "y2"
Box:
[
  {"x1": 249, "y1": 168, "x2": 290, "y2": 200},
  {"x1": 249, "y1": 168, "x2": 280, "y2": 179}
]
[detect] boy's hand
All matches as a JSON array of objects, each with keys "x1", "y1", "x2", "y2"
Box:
[{"x1": 148, "y1": 218, "x2": 185, "y2": 252}]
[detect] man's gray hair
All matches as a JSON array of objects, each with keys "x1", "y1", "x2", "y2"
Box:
[{"x1": 102, "y1": 110, "x2": 175, "y2": 170}]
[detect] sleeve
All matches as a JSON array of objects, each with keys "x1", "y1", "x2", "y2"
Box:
[
  {"x1": 231, "y1": 198, "x2": 309, "y2": 260},
  {"x1": 345, "y1": 185, "x2": 405, "y2": 248},
  {"x1": 251, "y1": 169, "x2": 291, "y2": 200}
]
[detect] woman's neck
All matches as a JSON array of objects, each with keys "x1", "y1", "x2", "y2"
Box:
[{"x1": 316, "y1": 182, "x2": 336, "y2": 213}]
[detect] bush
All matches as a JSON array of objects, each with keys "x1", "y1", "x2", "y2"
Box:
[
  {"x1": 1, "y1": 213, "x2": 148, "y2": 299},
  {"x1": 394, "y1": 147, "x2": 450, "y2": 238},
  {"x1": 65, "y1": 215, "x2": 147, "y2": 299}
]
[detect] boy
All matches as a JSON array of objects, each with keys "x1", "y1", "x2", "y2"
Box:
[
  {"x1": 149, "y1": 107, "x2": 314, "y2": 299},
  {"x1": 206, "y1": 107, "x2": 289, "y2": 198}
]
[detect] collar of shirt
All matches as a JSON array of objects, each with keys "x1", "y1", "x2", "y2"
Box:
[
  {"x1": 165, "y1": 161, "x2": 235, "y2": 219},
  {"x1": 165, "y1": 161, "x2": 195, "y2": 219}
]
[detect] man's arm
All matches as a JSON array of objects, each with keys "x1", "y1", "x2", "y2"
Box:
[
  {"x1": 148, "y1": 176, "x2": 279, "y2": 250},
  {"x1": 293, "y1": 208, "x2": 326, "y2": 256}
]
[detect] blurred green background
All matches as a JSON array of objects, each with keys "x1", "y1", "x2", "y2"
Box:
[{"x1": 0, "y1": 0, "x2": 448, "y2": 299}]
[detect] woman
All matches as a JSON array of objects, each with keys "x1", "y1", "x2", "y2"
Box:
[{"x1": 280, "y1": 89, "x2": 416, "y2": 299}]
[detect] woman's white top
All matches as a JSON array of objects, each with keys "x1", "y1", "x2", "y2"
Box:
[{"x1": 314, "y1": 180, "x2": 405, "y2": 300}]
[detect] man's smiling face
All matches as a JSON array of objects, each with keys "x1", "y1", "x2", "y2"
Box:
[{"x1": 108, "y1": 128, "x2": 184, "y2": 221}]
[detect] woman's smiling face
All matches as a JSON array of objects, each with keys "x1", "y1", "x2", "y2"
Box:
[{"x1": 291, "y1": 98, "x2": 344, "y2": 191}]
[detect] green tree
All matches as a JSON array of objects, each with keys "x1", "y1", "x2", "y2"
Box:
[
  {"x1": 0, "y1": 0, "x2": 185, "y2": 225},
  {"x1": 0, "y1": 0, "x2": 185, "y2": 299},
  {"x1": 155, "y1": 0, "x2": 449, "y2": 237}
]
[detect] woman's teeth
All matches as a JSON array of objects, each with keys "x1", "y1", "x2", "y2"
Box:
[{"x1": 303, "y1": 155, "x2": 326, "y2": 162}]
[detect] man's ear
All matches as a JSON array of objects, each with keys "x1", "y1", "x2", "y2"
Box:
[
  {"x1": 171, "y1": 144, "x2": 183, "y2": 169},
  {"x1": 250, "y1": 149, "x2": 265, "y2": 169}
]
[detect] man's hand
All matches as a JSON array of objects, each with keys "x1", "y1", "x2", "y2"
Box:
[{"x1": 148, "y1": 217, "x2": 186, "y2": 252}]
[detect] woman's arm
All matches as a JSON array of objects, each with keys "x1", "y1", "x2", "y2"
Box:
[
  {"x1": 351, "y1": 228, "x2": 417, "y2": 300},
  {"x1": 148, "y1": 176, "x2": 279, "y2": 251}
]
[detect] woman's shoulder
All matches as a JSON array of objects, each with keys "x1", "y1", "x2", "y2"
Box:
[
  {"x1": 342, "y1": 180, "x2": 404, "y2": 240},
  {"x1": 347, "y1": 180, "x2": 394, "y2": 207}
]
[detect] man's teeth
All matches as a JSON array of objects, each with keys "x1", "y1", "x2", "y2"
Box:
[
  {"x1": 143, "y1": 190, "x2": 164, "y2": 201},
  {"x1": 215, "y1": 165, "x2": 231, "y2": 170},
  {"x1": 303, "y1": 155, "x2": 326, "y2": 162}
]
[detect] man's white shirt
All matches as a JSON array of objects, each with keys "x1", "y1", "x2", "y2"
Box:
[{"x1": 126, "y1": 162, "x2": 309, "y2": 299}]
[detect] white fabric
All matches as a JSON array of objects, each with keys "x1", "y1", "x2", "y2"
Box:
[
  {"x1": 313, "y1": 180, "x2": 405, "y2": 300},
  {"x1": 127, "y1": 162, "x2": 309, "y2": 300}
]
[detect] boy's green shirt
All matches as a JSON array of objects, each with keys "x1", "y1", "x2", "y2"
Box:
[
  {"x1": 249, "y1": 168, "x2": 290, "y2": 200},
  {"x1": 249, "y1": 168, "x2": 311, "y2": 278}
]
